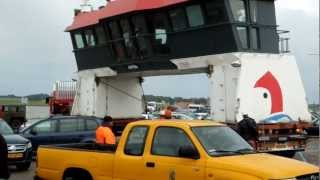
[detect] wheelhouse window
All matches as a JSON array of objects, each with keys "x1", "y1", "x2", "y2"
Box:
[
  {"x1": 84, "y1": 29, "x2": 96, "y2": 47},
  {"x1": 250, "y1": 0, "x2": 258, "y2": 23},
  {"x1": 186, "y1": 5, "x2": 204, "y2": 27},
  {"x1": 108, "y1": 21, "x2": 126, "y2": 60},
  {"x1": 120, "y1": 19, "x2": 138, "y2": 59},
  {"x1": 74, "y1": 32, "x2": 85, "y2": 49},
  {"x1": 169, "y1": 8, "x2": 187, "y2": 31},
  {"x1": 132, "y1": 15, "x2": 153, "y2": 57},
  {"x1": 149, "y1": 13, "x2": 171, "y2": 54},
  {"x1": 229, "y1": 0, "x2": 247, "y2": 22},
  {"x1": 95, "y1": 25, "x2": 107, "y2": 45},
  {"x1": 237, "y1": 26, "x2": 248, "y2": 49},
  {"x1": 251, "y1": 27, "x2": 259, "y2": 49},
  {"x1": 205, "y1": 0, "x2": 228, "y2": 24}
]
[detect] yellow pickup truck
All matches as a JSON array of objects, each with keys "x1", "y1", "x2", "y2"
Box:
[{"x1": 35, "y1": 120, "x2": 319, "y2": 180}]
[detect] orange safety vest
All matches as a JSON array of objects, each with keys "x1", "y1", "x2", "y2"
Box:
[{"x1": 96, "y1": 126, "x2": 116, "y2": 145}]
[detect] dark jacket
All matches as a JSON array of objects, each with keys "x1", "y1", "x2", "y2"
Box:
[
  {"x1": 0, "y1": 133, "x2": 10, "y2": 179},
  {"x1": 238, "y1": 116, "x2": 258, "y2": 141}
]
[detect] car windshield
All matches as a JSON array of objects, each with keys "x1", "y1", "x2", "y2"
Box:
[
  {"x1": 0, "y1": 120, "x2": 14, "y2": 135},
  {"x1": 192, "y1": 126, "x2": 254, "y2": 156}
]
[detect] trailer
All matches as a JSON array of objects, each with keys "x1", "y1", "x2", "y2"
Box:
[{"x1": 47, "y1": 81, "x2": 77, "y2": 115}]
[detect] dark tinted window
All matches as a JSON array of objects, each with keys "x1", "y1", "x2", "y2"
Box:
[
  {"x1": 132, "y1": 15, "x2": 153, "y2": 57},
  {"x1": 95, "y1": 25, "x2": 107, "y2": 44},
  {"x1": 74, "y1": 32, "x2": 85, "y2": 49},
  {"x1": 124, "y1": 126, "x2": 148, "y2": 156},
  {"x1": 86, "y1": 119, "x2": 98, "y2": 131},
  {"x1": 229, "y1": 0, "x2": 246, "y2": 22},
  {"x1": 186, "y1": 5, "x2": 204, "y2": 27},
  {"x1": 237, "y1": 26, "x2": 248, "y2": 49},
  {"x1": 250, "y1": 0, "x2": 258, "y2": 23},
  {"x1": 120, "y1": 19, "x2": 138, "y2": 59},
  {"x1": 152, "y1": 127, "x2": 195, "y2": 156},
  {"x1": 109, "y1": 21, "x2": 126, "y2": 59},
  {"x1": 60, "y1": 119, "x2": 83, "y2": 132},
  {"x1": 205, "y1": 0, "x2": 228, "y2": 23},
  {"x1": 149, "y1": 13, "x2": 171, "y2": 54},
  {"x1": 169, "y1": 8, "x2": 187, "y2": 31},
  {"x1": 33, "y1": 120, "x2": 57, "y2": 134},
  {"x1": 251, "y1": 27, "x2": 259, "y2": 49},
  {"x1": 84, "y1": 29, "x2": 96, "y2": 46}
]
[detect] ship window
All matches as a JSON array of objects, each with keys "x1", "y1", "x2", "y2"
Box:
[
  {"x1": 132, "y1": 15, "x2": 153, "y2": 57},
  {"x1": 251, "y1": 27, "x2": 259, "y2": 49},
  {"x1": 149, "y1": 13, "x2": 171, "y2": 54},
  {"x1": 74, "y1": 32, "x2": 85, "y2": 49},
  {"x1": 237, "y1": 26, "x2": 248, "y2": 49},
  {"x1": 95, "y1": 25, "x2": 107, "y2": 45},
  {"x1": 186, "y1": 5, "x2": 204, "y2": 27},
  {"x1": 250, "y1": 0, "x2": 258, "y2": 23},
  {"x1": 229, "y1": 0, "x2": 247, "y2": 22},
  {"x1": 120, "y1": 19, "x2": 138, "y2": 59},
  {"x1": 169, "y1": 8, "x2": 187, "y2": 31},
  {"x1": 205, "y1": 0, "x2": 228, "y2": 23},
  {"x1": 84, "y1": 29, "x2": 96, "y2": 47},
  {"x1": 109, "y1": 21, "x2": 126, "y2": 60}
]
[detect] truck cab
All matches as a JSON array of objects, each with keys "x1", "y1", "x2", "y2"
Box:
[{"x1": 36, "y1": 120, "x2": 319, "y2": 180}]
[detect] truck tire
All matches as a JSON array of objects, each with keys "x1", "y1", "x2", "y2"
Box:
[
  {"x1": 63, "y1": 169, "x2": 93, "y2": 180},
  {"x1": 16, "y1": 162, "x2": 31, "y2": 171}
]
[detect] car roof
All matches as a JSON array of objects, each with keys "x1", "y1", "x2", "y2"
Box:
[{"x1": 130, "y1": 120, "x2": 224, "y2": 127}]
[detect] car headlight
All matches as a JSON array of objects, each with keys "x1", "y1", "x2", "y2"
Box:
[{"x1": 27, "y1": 142, "x2": 32, "y2": 149}]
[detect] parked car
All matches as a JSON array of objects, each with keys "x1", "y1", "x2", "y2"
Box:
[
  {"x1": 0, "y1": 119, "x2": 32, "y2": 170},
  {"x1": 172, "y1": 112, "x2": 197, "y2": 120},
  {"x1": 20, "y1": 116, "x2": 102, "y2": 153}
]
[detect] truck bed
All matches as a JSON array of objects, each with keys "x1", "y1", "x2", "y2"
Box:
[{"x1": 37, "y1": 143, "x2": 116, "y2": 180}]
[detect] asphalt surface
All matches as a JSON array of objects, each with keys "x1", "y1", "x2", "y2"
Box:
[{"x1": 9, "y1": 137, "x2": 319, "y2": 180}]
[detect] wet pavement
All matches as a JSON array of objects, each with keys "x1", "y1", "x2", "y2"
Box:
[{"x1": 9, "y1": 137, "x2": 319, "y2": 180}]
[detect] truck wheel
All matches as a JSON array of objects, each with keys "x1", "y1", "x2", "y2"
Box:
[
  {"x1": 16, "y1": 162, "x2": 31, "y2": 171},
  {"x1": 63, "y1": 169, "x2": 92, "y2": 180}
]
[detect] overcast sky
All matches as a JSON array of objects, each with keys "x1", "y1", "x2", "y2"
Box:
[{"x1": 0, "y1": 0, "x2": 318, "y2": 103}]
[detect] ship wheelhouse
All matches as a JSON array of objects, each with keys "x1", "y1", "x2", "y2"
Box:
[{"x1": 67, "y1": 0, "x2": 278, "y2": 73}]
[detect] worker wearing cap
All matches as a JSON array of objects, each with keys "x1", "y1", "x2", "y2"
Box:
[
  {"x1": 96, "y1": 116, "x2": 116, "y2": 145},
  {"x1": 160, "y1": 108, "x2": 172, "y2": 119}
]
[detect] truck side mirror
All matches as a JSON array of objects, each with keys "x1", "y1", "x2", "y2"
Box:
[{"x1": 179, "y1": 145, "x2": 200, "y2": 160}]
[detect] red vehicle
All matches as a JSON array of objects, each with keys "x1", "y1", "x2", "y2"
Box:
[{"x1": 47, "y1": 81, "x2": 77, "y2": 115}]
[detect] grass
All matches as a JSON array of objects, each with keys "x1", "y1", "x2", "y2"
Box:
[{"x1": 0, "y1": 98, "x2": 47, "y2": 106}]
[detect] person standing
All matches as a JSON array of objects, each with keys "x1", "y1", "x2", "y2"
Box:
[
  {"x1": 237, "y1": 114, "x2": 258, "y2": 148},
  {"x1": 96, "y1": 116, "x2": 116, "y2": 145},
  {"x1": 0, "y1": 133, "x2": 10, "y2": 180}
]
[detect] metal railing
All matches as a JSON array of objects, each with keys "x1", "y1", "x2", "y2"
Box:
[{"x1": 277, "y1": 30, "x2": 290, "y2": 53}]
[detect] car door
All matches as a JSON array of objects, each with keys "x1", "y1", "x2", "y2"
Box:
[
  {"x1": 113, "y1": 126, "x2": 149, "y2": 180},
  {"x1": 23, "y1": 119, "x2": 58, "y2": 151},
  {"x1": 55, "y1": 118, "x2": 84, "y2": 144},
  {"x1": 143, "y1": 127, "x2": 205, "y2": 180}
]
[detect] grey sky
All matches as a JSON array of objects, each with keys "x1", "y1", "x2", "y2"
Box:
[{"x1": 0, "y1": 0, "x2": 318, "y2": 103}]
